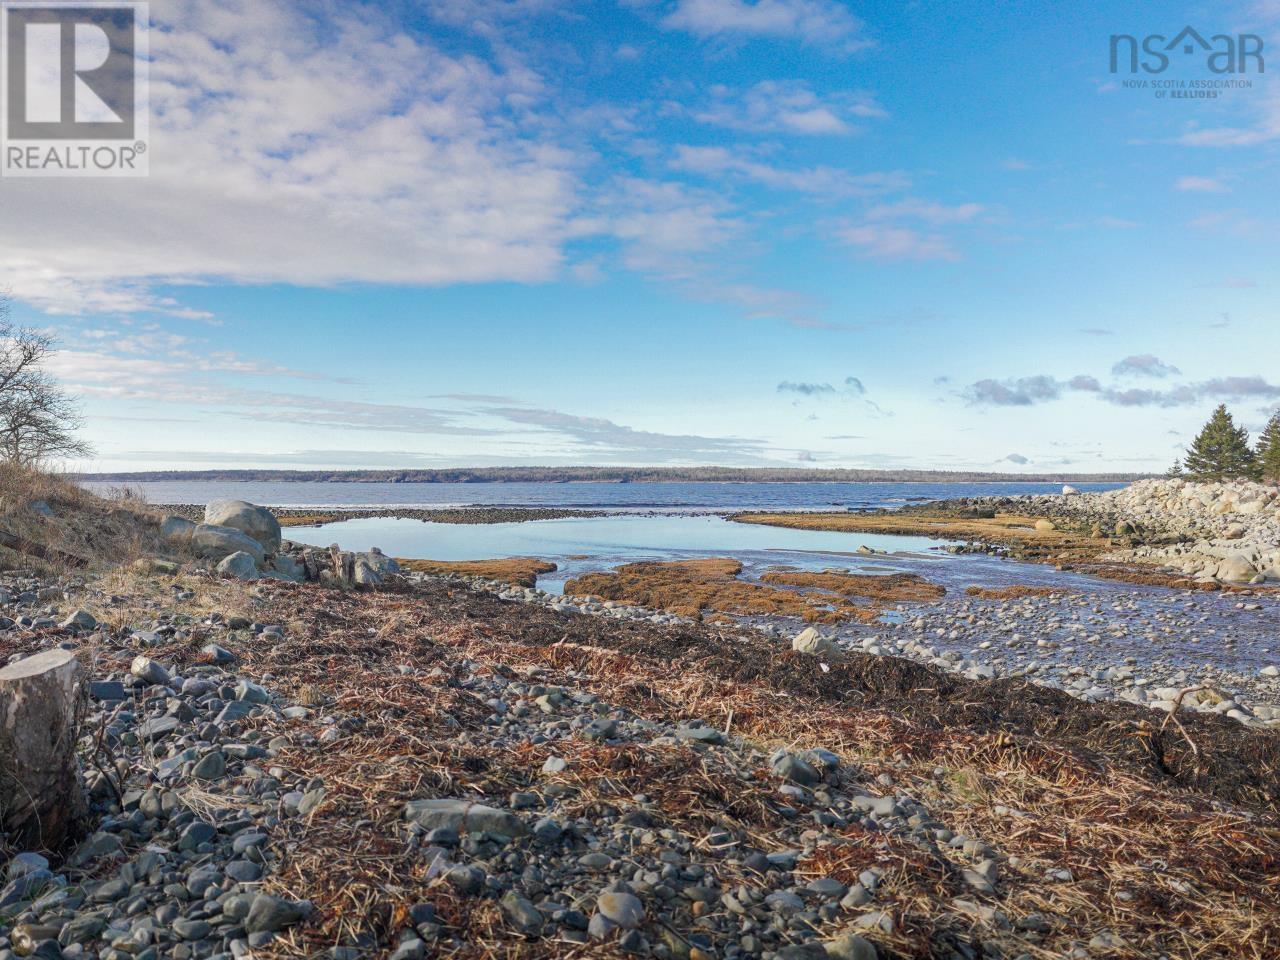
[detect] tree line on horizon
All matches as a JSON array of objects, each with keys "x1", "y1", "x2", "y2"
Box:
[
  {"x1": 1173, "y1": 404, "x2": 1280, "y2": 483},
  {"x1": 78, "y1": 466, "x2": 1154, "y2": 483}
]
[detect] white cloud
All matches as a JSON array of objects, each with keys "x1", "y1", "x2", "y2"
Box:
[
  {"x1": 962, "y1": 367, "x2": 1280, "y2": 409},
  {"x1": 604, "y1": 177, "x2": 742, "y2": 277},
  {"x1": 1175, "y1": 96, "x2": 1280, "y2": 147},
  {"x1": 864, "y1": 198, "x2": 984, "y2": 224},
  {"x1": 1188, "y1": 210, "x2": 1269, "y2": 237},
  {"x1": 54, "y1": 336, "x2": 776, "y2": 463},
  {"x1": 693, "y1": 81, "x2": 885, "y2": 135},
  {"x1": 485, "y1": 405, "x2": 768, "y2": 461},
  {"x1": 661, "y1": 0, "x2": 872, "y2": 49},
  {"x1": 833, "y1": 195, "x2": 985, "y2": 261},
  {"x1": 836, "y1": 224, "x2": 959, "y2": 262},
  {"x1": 1175, "y1": 175, "x2": 1228, "y2": 193},
  {"x1": 422, "y1": 0, "x2": 563, "y2": 30},
  {"x1": 597, "y1": 178, "x2": 816, "y2": 325},
  {"x1": 1, "y1": 0, "x2": 582, "y2": 317},
  {"x1": 671, "y1": 145, "x2": 907, "y2": 196}
]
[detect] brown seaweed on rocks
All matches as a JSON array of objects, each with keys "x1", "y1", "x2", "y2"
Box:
[{"x1": 165, "y1": 574, "x2": 1280, "y2": 960}]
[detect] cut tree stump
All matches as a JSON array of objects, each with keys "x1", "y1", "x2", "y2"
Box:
[{"x1": 0, "y1": 648, "x2": 86, "y2": 849}]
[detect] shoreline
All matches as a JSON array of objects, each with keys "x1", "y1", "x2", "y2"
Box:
[
  {"x1": 153, "y1": 504, "x2": 613, "y2": 526},
  {"x1": 2, "y1": 475, "x2": 1278, "y2": 959},
  {"x1": 4, "y1": 561, "x2": 1275, "y2": 960},
  {"x1": 423, "y1": 556, "x2": 1280, "y2": 733},
  {"x1": 79, "y1": 469, "x2": 1151, "y2": 483},
  {"x1": 143, "y1": 486, "x2": 1280, "y2": 731}
]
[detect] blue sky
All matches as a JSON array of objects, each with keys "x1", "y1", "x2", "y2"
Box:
[{"x1": 5, "y1": 0, "x2": 1280, "y2": 471}]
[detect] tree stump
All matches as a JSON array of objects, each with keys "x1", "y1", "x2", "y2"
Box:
[{"x1": 0, "y1": 649, "x2": 86, "y2": 849}]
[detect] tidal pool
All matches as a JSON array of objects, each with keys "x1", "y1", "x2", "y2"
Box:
[{"x1": 284, "y1": 513, "x2": 1119, "y2": 595}]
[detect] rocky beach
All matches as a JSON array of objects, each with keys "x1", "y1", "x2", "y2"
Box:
[
  {"x1": 1, "y1": 474, "x2": 1278, "y2": 960},
  {"x1": 12, "y1": 2, "x2": 1280, "y2": 958}
]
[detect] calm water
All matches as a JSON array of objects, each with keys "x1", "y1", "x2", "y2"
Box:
[
  {"x1": 83, "y1": 479, "x2": 1125, "y2": 511},
  {"x1": 90, "y1": 478, "x2": 1132, "y2": 595},
  {"x1": 283, "y1": 513, "x2": 1121, "y2": 596}
]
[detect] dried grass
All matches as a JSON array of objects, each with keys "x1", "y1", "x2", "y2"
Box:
[{"x1": 96, "y1": 576, "x2": 1277, "y2": 960}]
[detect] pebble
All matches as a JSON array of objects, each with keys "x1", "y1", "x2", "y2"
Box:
[{"x1": 596, "y1": 891, "x2": 645, "y2": 929}]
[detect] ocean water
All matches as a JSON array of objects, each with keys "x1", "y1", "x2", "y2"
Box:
[
  {"x1": 282, "y1": 513, "x2": 1122, "y2": 597},
  {"x1": 82, "y1": 479, "x2": 1125, "y2": 512},
  {"x1": 88, "y1": 478, "x2": 1131, "y2": 596}
]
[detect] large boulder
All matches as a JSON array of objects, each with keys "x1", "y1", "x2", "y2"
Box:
[
  {"x1": 0, "y1": 649, "x2": 86, "y2": 848},
  {"x1": 161, "y1": 515, "x2": 196, "y2": 542},
  {"x1": 353, "y1": 557, "x2": 384, "y2": 589},
  {"x1": 192, "y1": 524, "x2": 266, "y2": 564},
  {"x1": 362, "y1": 547, "x2": 400, "y2": 574},
  {"x1": 216, "y1": 551, "x2": 260, "y2": 581},
  {"x1": 1215, "y1": 554, "x2": 1258, "y2": 583},
  {"x1": 204, "y1": 500, "x2": 281, "y2": 554}
]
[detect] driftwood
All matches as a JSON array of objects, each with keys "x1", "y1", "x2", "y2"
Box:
[
  {"x1": 0, "y1": 649, "x2": 86, "y2": 848},
  {"x1": 325, "y1": 543, "x2": 356, "y2": 589},
  {"x1": 0, "y1": 528, "x2": 87, "y2": 567}
]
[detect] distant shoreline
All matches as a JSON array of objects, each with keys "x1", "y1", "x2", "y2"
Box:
[{"x1": 77, "y1": 467, "x2": 1150, "y2": 484}]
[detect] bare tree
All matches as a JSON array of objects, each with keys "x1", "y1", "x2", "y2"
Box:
[{"x1": 0, "y1": 294, "x2": 92, "y2": 466}]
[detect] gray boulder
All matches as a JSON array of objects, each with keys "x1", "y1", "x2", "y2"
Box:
[
  {"x1": 1215, "y1": 554, "x2": 1258, "y2": 583},
  {"x1": 825, "y1": 933, "x2": 878, "y2": 960},
  {"x1": 363, "y1": 547, "x2": 400, "y2": 574},
  {"x1": 161, "y1": 515, "x2": 196, "y2": 542},
  {"x1": 353, "y1": 558, "x2": 383, "y2": 588},
  {"x1": 793, "y1": 626, "x2": 839, "y2": 657},
  {"x1": 60, "y1": 610, "x2": 97, "y2": 631},
  {"x1": 271, "y1": 553, "x2": 307, "y2": 583},
  {"x1": 192, "y1": 524, "x2": 265, "y2": 564},
  {"x1": 771, "y1": 749, "x2": 822, "y2": 785},
  {"x1": 596, "y1": 891, "x2": 645, "y2": 928},
  {"x1": 204, "y1": 500, "x2": 281, "y2": 554},
  {"x1": 216, "y1": 551, "x2": 260, "y2": 581}
]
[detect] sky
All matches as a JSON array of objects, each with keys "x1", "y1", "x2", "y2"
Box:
[{"x1": 3, "y1": 0, "x2": 1280, "y2": 473}]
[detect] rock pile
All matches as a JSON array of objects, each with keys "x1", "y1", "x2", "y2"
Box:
[
  {"x1": 162, "y1": 500, "x2": 398, "y2": 589},
  {"x1": 999, "y1": 479, "x2": 1280, "y2": 584}
]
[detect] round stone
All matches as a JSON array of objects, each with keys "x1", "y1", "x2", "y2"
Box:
[{"x1": 596, "y1": 891, "x2": 645, "y2": 929}]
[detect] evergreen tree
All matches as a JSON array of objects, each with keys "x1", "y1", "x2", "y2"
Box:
[
  {"x1": 1183, "y1": 404, "x2": 1256, "y2": 480},
  {"x1": 1257, "y1": 411, "x2": 1280, "y2": 483}
]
